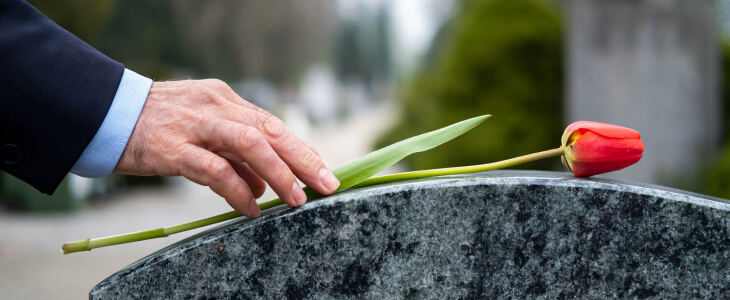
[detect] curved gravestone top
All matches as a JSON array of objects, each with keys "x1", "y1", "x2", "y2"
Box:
[{"x1": 90, "y1": 171, "x2": 730, "y2": 299}]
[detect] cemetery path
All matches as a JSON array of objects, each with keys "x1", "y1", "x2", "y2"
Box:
[{"x1": 0, "y1": 102, "x2": 398, "y2": 300}]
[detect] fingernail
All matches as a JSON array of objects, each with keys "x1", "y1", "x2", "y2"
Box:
[
  {"x1": 319, "y1": 168, "x2": 340, "y2": 192},
  {"x1": 249, "y1": 199, "x2": 261, "y2": 217},
  {"x1": 292, "y1": 182, "x2": 307, "y2": 206}
]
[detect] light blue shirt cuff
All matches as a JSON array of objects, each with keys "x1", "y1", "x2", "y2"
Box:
[{"x1": 71, "y1": 68, "x2": 152, "y2": 178}]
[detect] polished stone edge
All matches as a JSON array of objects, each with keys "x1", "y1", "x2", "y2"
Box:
[{"x1": 94, "y1": 170, "x2": 730, "y2": 290}]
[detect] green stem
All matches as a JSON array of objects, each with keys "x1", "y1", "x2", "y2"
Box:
[
  {"x1": 165, "y1": 211, "x2": 241, "y2": 235},
  {"x1": 61, "y1": 147, "x2": 564, "y2": 254},
  {"x1": 62, "y1": 228, "x2": 168, "y2": 254},
  {"x1": 354, "y1": 147, "x2": 565, "y2": 188}
]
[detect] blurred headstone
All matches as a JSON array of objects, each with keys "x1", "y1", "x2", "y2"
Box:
[
  {"x1": 298, "y1": 64, "x2": 339, "y2": 127},
  {"x1": 566, "y1": 0, "x2": 720, "y2": 188}
]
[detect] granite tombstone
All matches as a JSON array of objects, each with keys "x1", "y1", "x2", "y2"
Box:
[{"x1": 91, "y1": 171, "x2": 730, "y2": 299}]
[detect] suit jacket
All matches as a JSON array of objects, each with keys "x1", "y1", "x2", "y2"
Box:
[{"x1": 0, "y1": 0, "x2": 124, "y2": 194}]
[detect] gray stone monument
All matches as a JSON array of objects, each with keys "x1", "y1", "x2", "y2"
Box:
[
  {"x1": 566, "y1": 0, "x2": 720, "y2": 187},
  {"x1": 91, "y1": 171, "x2": 730, "y2": 299}
]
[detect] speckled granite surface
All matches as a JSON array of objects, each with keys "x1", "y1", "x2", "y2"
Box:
[{"x1": 90, "y1": 171, "x2": 730, "y2": 299}]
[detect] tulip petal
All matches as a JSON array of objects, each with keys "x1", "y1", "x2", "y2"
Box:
[
  {"x1": 563, "y1": 131, "x2": 582, "y2": 147},
  {"x1": 566, "y1": 121, "x2": 640, "y2": 140},
  {"x1": 565, "y1": 131, "x2": 644, "y2": 177}
]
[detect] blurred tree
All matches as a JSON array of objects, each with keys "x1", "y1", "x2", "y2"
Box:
[
  {"x1": 27, "y1": 0, "x2": 117, "y2": 42},
  {"x1": 334, "y1": 5, "x2": 391, "y2": 85},
  {"x1": 94, "y1": 1, "x2": 184, "y2": 80},
  {"x1": 169, "y1": 0, "x2": 337, "y2": 83},
  {"x1": 27, "y1": 1, "x2": 183, "y2": 80},
  {"x1": 376, "y1": 0, "x2": 563, "y2": 171}
]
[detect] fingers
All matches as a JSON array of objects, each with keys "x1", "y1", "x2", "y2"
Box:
[
  {"x1": 200, "y1": 120, "x2": 307, "y2": 207},
  {"x1": 229, "y1": 161, "x2": 266, "y2": 198},
  {"x1": 178, "y1": 145, "x2": 260, "y2": 217},
  {"x1": 120, "y1": 79, "x2": 336, "y2": 216},
  {"x1": 221, "y1": 108, "x2": 339, "y2": 196},
  {"x1": 199, "y1": 79, "x2": 337, "y2": 186},
  {"x1": 260, "y1": 114, "x2": 340, "y2": 193},
  {"x1": 194, "y1": 79, "x2": 340, "y2": 205}
]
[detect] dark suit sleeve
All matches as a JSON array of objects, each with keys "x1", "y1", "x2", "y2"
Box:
[{"x1": 0, "y1": 0, "x2": 124, "y2": 194}]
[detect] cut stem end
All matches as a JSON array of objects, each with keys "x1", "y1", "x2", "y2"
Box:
[{"x1": 62, "y1": 239, "x2": 91, "y2": 254}]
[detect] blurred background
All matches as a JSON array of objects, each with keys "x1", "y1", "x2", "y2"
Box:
[{"x1": 2, "y1": 0, "x2": 730, "y2": 298}]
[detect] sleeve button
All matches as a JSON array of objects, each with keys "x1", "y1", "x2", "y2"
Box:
[{"x1": 0, "y1": 144, "x2": 22, "y2": 165}]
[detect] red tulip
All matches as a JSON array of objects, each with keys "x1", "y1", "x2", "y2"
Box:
[{"x1": 561, "y1": 121, "x2": 644, "y2": 177}]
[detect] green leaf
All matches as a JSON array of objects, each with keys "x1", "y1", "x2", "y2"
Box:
[
  {"x1": 62, "y1": 115, "x2": 490, "y2": 254},
  {"x1": 331, "y1": 114, "x2": 490, "y2": 191}
]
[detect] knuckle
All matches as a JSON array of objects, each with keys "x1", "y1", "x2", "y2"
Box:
[
  {"x1": 262, "y1": 115, "x2": 287, "y2": 139},
  {"x1": 207, "y1": 79, "x2": 236, "y2": 97},
  {"x1": 299, "y1": 150, "x2": 319, "y2": 170},
  {"x1": 238, "y1": 126, "x2": 265, "y2": 150},
  {"x1": 207, "y1": 158, "x2": 231, "y2": 182},
  {"x1": 208, "y1": 78, "x2": 229, "y2": 90},
  {"x1": 193, "y1": 83, "x2": 221, "y2": 104}
]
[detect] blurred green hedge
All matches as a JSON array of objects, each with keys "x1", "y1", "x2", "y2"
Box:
[
  {"x1": 376, "y1": 0, "x2": 563, "y2": 171},
  {"x1": 703, "y1": 41, "x2": 730, "y2": 199}
]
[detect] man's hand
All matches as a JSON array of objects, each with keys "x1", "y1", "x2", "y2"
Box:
[{"x1": 114, "y1": 79, "x2": 340, "y2": 217}]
